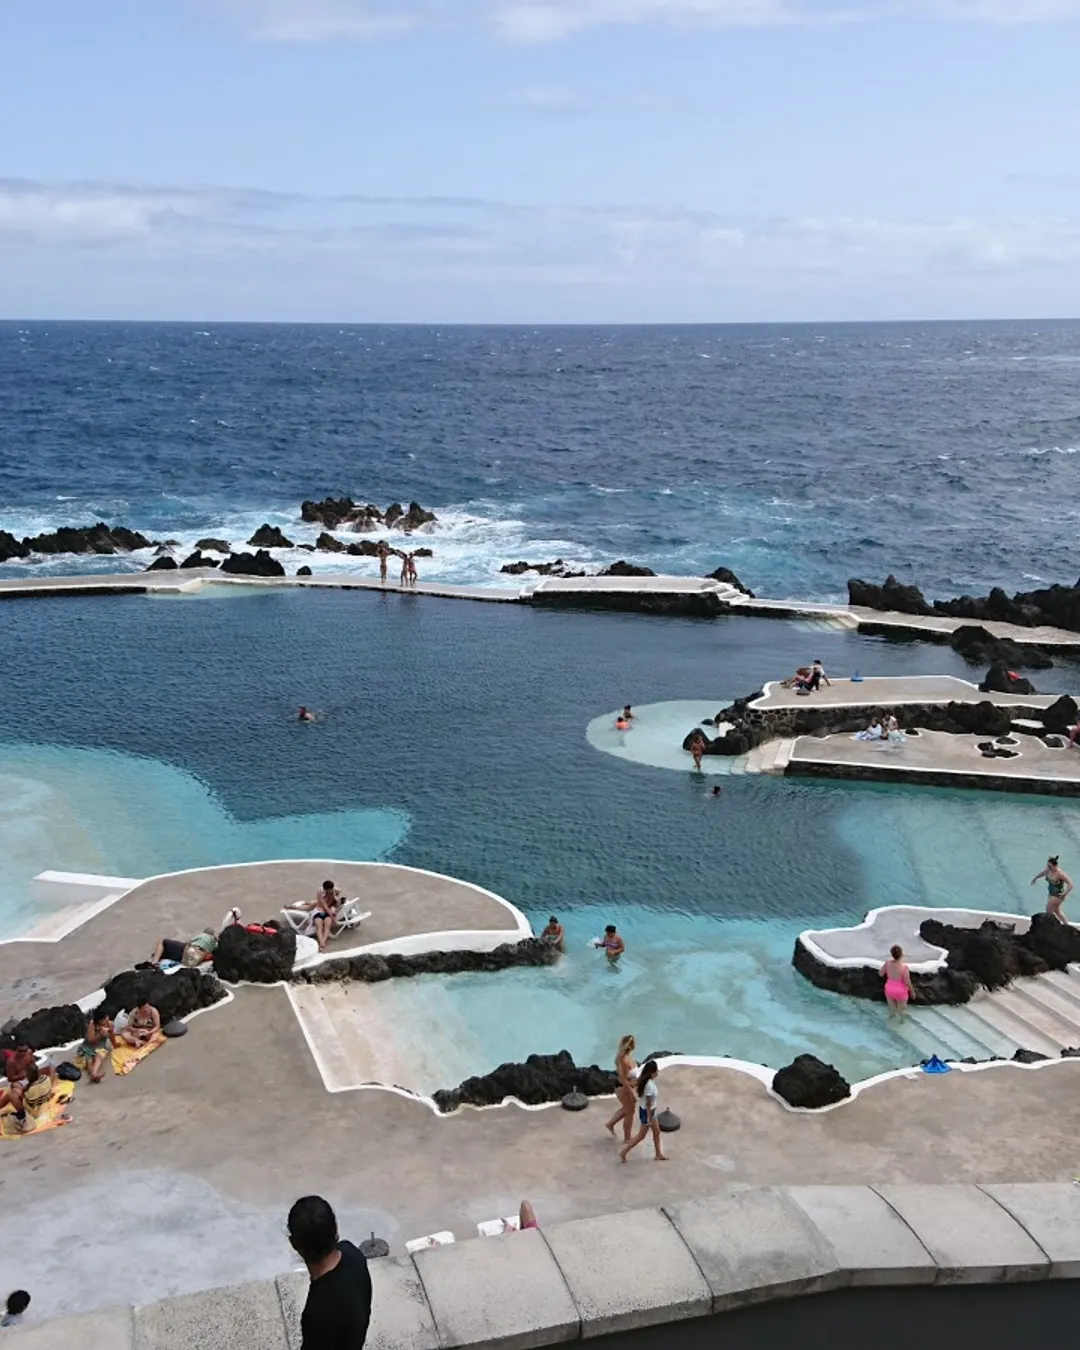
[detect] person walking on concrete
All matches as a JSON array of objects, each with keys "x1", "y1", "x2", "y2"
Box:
[
  {"x1": 288, "y1": 1195, "x2": 372, "y2": 1350},
  {"x1": 1032, "y1": 856, "x2": 1074, "y2": 923},
  {"x1": 619, "y1": 1060, "x2": 668, "y2": 1163}
]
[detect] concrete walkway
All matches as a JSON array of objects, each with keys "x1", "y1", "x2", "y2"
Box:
[
  {"x1": 0, "y1": 861, "x2": 522, "y2": 1015},
  {"x1": 4, "y1": 568, "x2": 1080, "y2": 649},
  {"x1": 10, "y1": 978, "x2": 1080, "y2": 1321}
]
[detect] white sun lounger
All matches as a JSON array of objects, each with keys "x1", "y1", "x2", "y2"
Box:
[
  {"x1": 280, "y1": 898, "x2": 371, "y2": 941},
  {"x1": 405, "y1": 1231, "x2": 455, "y2": 1254}
]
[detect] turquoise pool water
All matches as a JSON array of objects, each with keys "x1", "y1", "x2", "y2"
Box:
[{"x1": 2, "y1": 588, "x2": 1079, "y2": 1082}]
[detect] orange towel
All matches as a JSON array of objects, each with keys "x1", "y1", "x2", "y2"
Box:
[{"x1": 111, "y1": 1031, "x2": 166, "y2": 1076}]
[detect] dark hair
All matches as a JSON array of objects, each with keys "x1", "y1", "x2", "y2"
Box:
[
  {"x1": 636, "y1": 1059, "x2": 659, "y2": 1097},
  {"x1": 549, "y1": 916, "x2": 558, "y2": 924},
  {"x1": 1049, "y1": 856, "x2": 1060, "y2": 866},
  {"x1": 287, "y1": 1196, "x2": 338, "y2": 1263},
  {"x1": 5, "y1": 1292, "x2": 30, "y2": 1316},
  {"x1": 322, "y1": 879, "x2": 335, "y2": 890},
  {"x1": 605, "y1": 924, "x2": 616, "y2": 934},
  {"x1": 814, "y1": 658, "x2": 822, "y2": 664},
  {"x1": 890, "y1": 944, "x2": 902, "y2": 960}
]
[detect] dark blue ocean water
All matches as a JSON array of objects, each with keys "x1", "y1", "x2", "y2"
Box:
[{"x1": 3, "y1": 320, "x2": 1080, "y2": 598}]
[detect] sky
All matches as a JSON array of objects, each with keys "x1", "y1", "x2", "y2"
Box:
[{"x1": 3, "y1": 0, "x2": 1080, "y2": 322}]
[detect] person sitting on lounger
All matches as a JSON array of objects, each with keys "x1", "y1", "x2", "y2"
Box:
[
  {"x1": 121, "y1": 1002, "x2": 161, "y2": 1049},
  {"x1": 295, "y1": 880, "x2": 345, "y2": 951}
]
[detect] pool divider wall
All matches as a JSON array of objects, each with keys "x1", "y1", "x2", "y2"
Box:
[{"x1": 21, "y1": 1182, "x2": 1080, "y2": 1349}]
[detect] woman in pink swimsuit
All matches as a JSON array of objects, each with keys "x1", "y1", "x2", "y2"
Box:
[{"x1": 881, "y1": 944, "x2": 915, "y2": 1017}]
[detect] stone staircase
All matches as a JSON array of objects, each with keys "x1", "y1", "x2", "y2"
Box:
[
  {"x1": 738, "y1": 737, "x2": 798, "y2": 776},
  {"x1": 892, "y1": 966, "x2": 1080, "y2": 1063}
]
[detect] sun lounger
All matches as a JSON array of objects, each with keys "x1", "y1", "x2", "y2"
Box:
[
  {"x1": 405, "y1": 1231, "x2": 455, "y2": 1254},
  {"x1": 280, "y1": 898, "x2": 371, "y2": 941}
]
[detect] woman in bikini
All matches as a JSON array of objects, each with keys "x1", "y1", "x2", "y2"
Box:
[
  {"x1": 880, "y1": 944, "x2": 915, "y2": 1018},
  {"x1": 619, "y1": 1060, "x2": 668, "y2": 1163},
  {"x1": 605, "y1": 1034, "x2": 639, "y2": 1141},
  {"x1": 1032, "y1": 856, "x2": 1074, "y2": 923},
  {"x1": 122, "y1": 1001, "x2": 161, "y2": 1048}
]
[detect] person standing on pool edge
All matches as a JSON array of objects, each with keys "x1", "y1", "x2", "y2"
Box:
[
  {"x1": 1032, "y1": 855, "x2": 1074, "y2": 923},
  {"x1": 288, "y1": 1195, "x2": 372, "y2": 1350}
]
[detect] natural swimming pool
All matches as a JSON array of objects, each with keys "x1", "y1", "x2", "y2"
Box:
[{"x1": 2, "y1": 586, "x2": 1079, "y2": 1083}]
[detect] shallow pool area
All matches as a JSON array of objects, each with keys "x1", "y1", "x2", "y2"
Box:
[
  {"x1": 3, "y1": 587, "x2": 1080, "y2": 1081},
  {"x1": 585, "y1": 700, "x2": 739, "y2": 775}
]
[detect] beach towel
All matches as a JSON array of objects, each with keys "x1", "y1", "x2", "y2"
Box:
[
  {"x1": 111, "y1": 1031, "x2": 166, "y2": 1076},
  {"x1": 0, "y1": 1080, "x2": 75, "y2": 1139}
]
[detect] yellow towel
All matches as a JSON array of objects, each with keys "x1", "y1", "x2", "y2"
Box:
[
  {"x1": 111, "y1": 1031, "x2": 166, "y2": 1076},
  {"x1": 0, "y1": 1080, "x2": 75, "y2": 1139}
]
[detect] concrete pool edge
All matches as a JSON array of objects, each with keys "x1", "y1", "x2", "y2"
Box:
[{"x1": 15, "y1": 1179, "x2": 1080, "y2": 1348}]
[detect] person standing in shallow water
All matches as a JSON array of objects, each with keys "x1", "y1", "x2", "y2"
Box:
[
  {"x1": 1032, "y1": 855, "x2": 1074, "y2": 923},
  {"x1": 377, "y1": 543, "x2": 389, "y2": 585},
  {"x1": 289, "y1": 1195, "x2": 372, "y2": 1350},
  {"x1": 880, "y1": 944, "x2": 915, "y2": 1017}
]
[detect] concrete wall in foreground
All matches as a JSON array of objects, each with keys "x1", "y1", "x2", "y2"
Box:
[{"x1": 9, "y1": 1182, "x2": 1080, "y2": 1350}]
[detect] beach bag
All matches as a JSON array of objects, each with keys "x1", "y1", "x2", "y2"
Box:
[{"x1": 56, "y1": 1061, "x2": 82, "y2": 1082}]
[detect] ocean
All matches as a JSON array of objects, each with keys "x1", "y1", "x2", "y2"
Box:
[{"x1": 3, "y1": 319, "x2": 1080, "y2": 599}]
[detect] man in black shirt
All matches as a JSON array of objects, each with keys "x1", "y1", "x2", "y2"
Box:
[{"x1": 288, "y1": 1195, "x2": 372, "y2": 1350}]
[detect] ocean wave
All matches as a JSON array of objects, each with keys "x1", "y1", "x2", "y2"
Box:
[{"x1": 1025, "y1": 445, "x2": 1080, "y2": 456}]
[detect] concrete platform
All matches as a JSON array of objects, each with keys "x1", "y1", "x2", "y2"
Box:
[
  {"x1": 0, "y1": 860, "x2": 524, "y2": 1015},
  {"x1": 753, "y1": 675, "x2": 1057, "y2": 712},
  {"x1": 787, "y1": 727, "x2": 1080, "y2": 795},
  {"x1": 4, "y1": 569, "x2": 1080, "y2": 650},
  {"x1": 800, "y1": 905, "x2": 1032, "y2": 971}
]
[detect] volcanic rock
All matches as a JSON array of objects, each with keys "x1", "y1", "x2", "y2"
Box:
[
  {"x1": 145, "y1": 556, "x2": 179, "y2": 571},
  {"x1": 302, "y1": 497, "x2": 357, "y2": 528},
  {"x1": 601, "y1": 560, "x2": 656, "y2": 577},
  {"x1": 979, "y1": 662, "x2": 1036, "y2": 696},
  {"x1": 20, "y1": 523, "x2": 153, "y2": 556},
  {"x1": 247, "y1": 524, "x2": 294, "y2": 549},
  {"x1": 194, "y1": 538, "x2": 232, "y2": 554},
  {"x1": 951, "y1": 626, "x2": 1053, "y2": 671},
  {"x1": 848, "y1": 575, "x2": 932, "y2": 615},
  {"x1": 296, "y1": 565, "x2": 312, "y2": 577},
  {"x1": 1040, "y1": 695, "x2": 1079, "y2": 735},
  {"x1": 180, "y1": 551, "x2": 220, "y2": 569},
  {"x1": 0, "y1": 529, "x2": 29, "y2": 563},
  {"x1": 316, "y1": 532, "x2": 346, "y2": 552},
  {"x1": 293, "y1": 938, "x2": 558, "y2": 986},
  {"x1": 706, "y1": 565, "x2": 754, "y2": 596},
  {"x1": 220, "y1": 549, "x2": 286, "y2": 578},
  {"x1": 0, "y1": 1004, "x2": 85, "y2": 1053},
  {"x1": 433, "y1": 1049, "x2": 618, "y2": 1114},
  {"x1": 346, "y1": 540, "x2": 380, "y2": 556},
  {"x1": 1012, "y1": 1048, "x2": 1049, "y2": 1064},
  {"x1": 99, "y1": 966, "x2": 227, "y2": 1023},
  {"x1": 400, "y1": 502, "x2": 437, "y2": 532},
  {"x1": 413, "y1": 547, "x2": 434, "y2": 558},
  {"x1": 791, "y1": 936, "x2": 978, "y2": 1005},
  {"x1": 213, "y1": 923, "x2": 297, "y2": 983},
  {"x1": 772, "y1": 1054, "x2": 851, "y2": 1109},
  {"x1": 499, "y1": 559, "x2": 585, "y2": 577}
]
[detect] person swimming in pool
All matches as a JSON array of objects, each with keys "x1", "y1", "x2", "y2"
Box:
[
  {"x1": 1032, "y1": 855, "x2": 1074, "y2": 923},
  {"x1": 298, "y1": 706, "x2": 316, "y2": 722},
  {"x1": 709, "y1": 785, "x2": 723, "y2": 797},
  {"x1": 540, "y1": 916, "x2": 565, "y2": 951}
]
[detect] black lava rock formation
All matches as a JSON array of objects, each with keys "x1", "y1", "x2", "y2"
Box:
[
  {"x1": 850, "y1": 574, "x2": 1080, "y2": 636},
  {"x1": 919, "y1": 912, "x2": 1080, "y2": 992},
  {"x1": 292, "y1": 938, "x2": 559, "y2": 986},
  {"x1": 301, "y1": 498, "x2": 437, "y2": 532},
  {"x1": 247, "y1": 525, "x2": 295, "y2": 549},
  {"x1": 979, "y1": 662, "x2": 1036, "y2": 696},
  {"x1": 145, "y1": 556, "x2": 179, "y2": 571},
  {"x1": 179, "y1": 550, "x2": 220, "y2": 569},
  {"x1": 772, "y1": 1054, "x2": 851, "y2": 1109},
  {"x1": 194, "y1": 538, "x2": 232, "y2": 554},
  {"x1": 99, "y1": 967, "x2": 227, "y2": 1022},
  {"x1": 951, "y1": 626, "x2": 1053, "y2": 672},
  {"x1": 220, "y1": 549, "x2": 286, "y2": 577},
  {"x1": 705, "y1": 566, "x2": 754, "y2": 596},
  {"x1": 792, "y1": 936, "x2": 979, "y2": 1004},
  {"x1": 0, "y1": 522, "x2": 153, "y2": 564},
  {"x1": 214, "y1": 923, "x2": 297, "y2": 984},
  {"x1": 433, "y1": 1049, "x2": 618, "y2": 1113}
]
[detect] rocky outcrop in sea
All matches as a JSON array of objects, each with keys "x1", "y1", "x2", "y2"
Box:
[
  {"x1": 0, "y1": 522, "x2": 153, "y2": 564},
  {"x1": 850, "y1": 573, "x2": 1080, "y2": 636},
  {"x1": 301, "y1": 498, "x2": 437, "y2": 532}
]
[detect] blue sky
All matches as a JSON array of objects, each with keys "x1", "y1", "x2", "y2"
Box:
[{"x1": 3, "y1": 0, "x2": 1080, "y2": 321}]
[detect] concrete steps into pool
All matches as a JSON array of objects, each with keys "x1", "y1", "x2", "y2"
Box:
[{"x1": 741, "y1": 738, "x2": 797, "y2": 776}]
